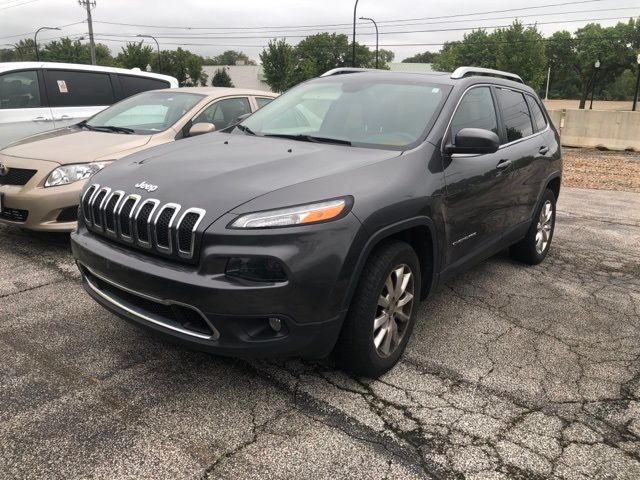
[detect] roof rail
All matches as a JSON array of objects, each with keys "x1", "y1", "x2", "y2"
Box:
[
  {"x1": 321, "y1": 67, "x2": 373, "y2": 77},
  {"x1": 451, "y1": 67, "x2": 524, "y2": 84}
]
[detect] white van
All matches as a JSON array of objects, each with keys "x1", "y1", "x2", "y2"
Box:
[{"x1": 0, "y1": 62, "x2": 178, "y2": 147}]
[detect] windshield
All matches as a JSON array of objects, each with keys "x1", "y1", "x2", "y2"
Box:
[
  {"x1": 86, "y1": 91, "x2": 205, "y2": 134},
  {"x1": 238, "y1": 76, "x2": 451, "y2": 149}
]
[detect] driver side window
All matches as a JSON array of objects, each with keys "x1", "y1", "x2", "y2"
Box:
[
  {"x1": 193, "y1": 97, "x2": 251, "y2": 130},
  {"x1": 450, "y1": 87, "x2": 498, "y2": 144}
]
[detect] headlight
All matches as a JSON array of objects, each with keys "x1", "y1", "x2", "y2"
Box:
[
  {"x1": 230, "y1": 198, "x2": 349, "y2": 229},
  {"x1": 44, "y1": 162, "x2": 111, "y2": 187}
]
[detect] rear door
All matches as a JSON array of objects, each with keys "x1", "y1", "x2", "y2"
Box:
[
  {"x1": 0, "y1": 69, "x2": 54, "y2": 147},
  {"x1": 43, "y1": 69, "x2": 115, "y2": 129},
  {"x1": 442, "y1": 85, "x2": 514, "y2": 269},
  {"x1": 494, "y1": 87, "x2": 545, "y2": 232}
]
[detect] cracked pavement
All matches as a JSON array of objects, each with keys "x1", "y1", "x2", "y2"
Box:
[{"x1": 1, "y1": 187, "x2": 639, "y2": 479}]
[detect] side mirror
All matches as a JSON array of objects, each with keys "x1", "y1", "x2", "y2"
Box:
[
  {"x1": 445, "y1": 128, "x2": 500, "y2": 155},
  {"x1": 189, "y1": 122, "x2": 216, "y2": 137}
]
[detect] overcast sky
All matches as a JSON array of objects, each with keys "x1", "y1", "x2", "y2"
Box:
[{"x1": 1, "y1": 0, "x2": 638, "y2": 62}]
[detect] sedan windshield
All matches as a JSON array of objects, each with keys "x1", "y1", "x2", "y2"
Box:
[
  {"x1": 238, "y1": 76, "x2": 451, "y2": 149},
  {"x1": 85, "y1": 91, "x2": 205, "y2": 134}
]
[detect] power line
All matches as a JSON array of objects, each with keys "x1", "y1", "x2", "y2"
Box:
[
  {"x1": 90, "y1": 15, "x2": 640, "y2": 41},
  {"x1": 90, "y1": 0, "x2": 609, "y2": 31},
  {"x1": 0, "y1": 0, "x2": 40, "y2": 11},
  {"x1": 0, "y1": 20, "x2": 85, "y2": 40}
]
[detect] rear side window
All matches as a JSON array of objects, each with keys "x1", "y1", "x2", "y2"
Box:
[
  {"x1": 450, "y1": 86, "x2": 498, "y2": 142},
  {"x1": 0, "y1": 70, "x2": 41, "y2": 109},
  {"x1": 119, "y1": 75, "x2": 170, "y2": 99},
  {"x1": 255, "y1": 97, "x2": 273, "y2": 108},
  {"x1": 496, "y1": 88, "x2": 533, "y2": 143},
  {"x1": 45, "y1": 69, "x2": 114, "y2": 107},
  {"x1": 193, "y1": 97, "x2": 252, "y2": 130},
  {"x1": 526, "y1": 95, "x2": 547, "y2": 132}
]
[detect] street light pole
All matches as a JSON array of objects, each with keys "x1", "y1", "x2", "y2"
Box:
[
  {"x1": 137, "y1": 34, "x2": 161, "y2": 73},
  {"x1": 633, "y1": 54, "x2": 640, "y2": 112},
  {"x1": 359, "y1": 16, "x2": 378, "y2": 69},
  {"x1": 34, "y1": 26, "x2": 61, "y2": 61},
  {"x1": 352, "y1": 0, "x2": 359, "y2": 67},
  {"x1": 589, "y1": 60, "x2": 600, "y2": 111},
  {"x1": 545, "y1": 66, "x2": 551, "y2": 101}
]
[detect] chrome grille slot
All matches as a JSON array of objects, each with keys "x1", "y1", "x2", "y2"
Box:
[
  {"x1": 117, "y1": 194, "x2": 140, "y2": 241},
  {"x1": 154, "y1": 203, "x2": 181, "y2": 253},
  {"x1": 103, "y1": 191, "x2": 123, "y2": 235},
  {"x1": 176, "y1": 208, "x2": 206, "y2": 259},
  {"x1": 91, "y1": 188, "x2": 110, "y2": 230},
  {"x1": 134, "y1": 199, "x2": 159, "y2": 248},
  {"x1": 81, "y1": 184, "x2": 99, "y2": 225}
]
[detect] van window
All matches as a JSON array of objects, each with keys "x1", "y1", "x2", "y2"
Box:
[
  {"x1": 45, "y1": 70, "x2": 114, "y2": 107},
  {"x1": 450, "y1": 86, "x2": 498, "y2": 142},
  {"x1": 193, "y1": 97, "x2": 251, "y2": 130},
  {"x1": 118, "y1": 75, "x2": 171, "y2": 99},
  {"x1": 255, "y1": 97, "x2": 273, "y2": 108},
  {"x1": 0, "y1": 70, "x2": 41, "y2": 109},
  {"x1": 496, "y1": 88, "x2": 533, "y2": 143},
  {"x1": 526, "y1": 95, "x2": 547, "y2": 132}
]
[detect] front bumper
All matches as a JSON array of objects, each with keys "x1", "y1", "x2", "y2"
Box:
[{"x1": 71, "y1": 214, "x2": 366, "y2": 358}]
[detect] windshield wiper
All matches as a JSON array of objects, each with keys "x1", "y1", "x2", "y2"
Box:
[
  {"x1": 77, "y1": 121, "x2": 134, "y2": 134},
  {"x1": 263, "y1": 133, "x2": 352, "y2": 146},
  {"x1": 235, "y1": 124, "x2": 257, "y2": 136}
]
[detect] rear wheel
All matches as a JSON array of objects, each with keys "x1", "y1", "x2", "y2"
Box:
[
  {"x1": 334, "y1": 241, "x2": 421, "y2": 378},
  {"x1": 510, "y1": 188, "x2": 556, "y2": 265}
]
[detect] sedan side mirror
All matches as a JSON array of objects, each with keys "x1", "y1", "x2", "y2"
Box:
[
  {"x1": 445, "y1": 128, "x2": 500, "y2": 155},
  {"x1": 189, "y1": 122, "x2": 216, "y2": 137}
]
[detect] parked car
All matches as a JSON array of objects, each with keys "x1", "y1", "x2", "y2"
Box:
[
  {"x1": 0, "y1": 87, "x2": 276, "y2": 231},
  {"x1": 0, "y1": 62, "x2": 179, "y2": 148},
  {"x1": 71, "y1": 67, "x2": 561, "y2": 377}
]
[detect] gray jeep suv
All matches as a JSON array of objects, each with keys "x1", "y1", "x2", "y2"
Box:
[{"x1": 71, "y1": 67, "x2": 561, "y2": 377}]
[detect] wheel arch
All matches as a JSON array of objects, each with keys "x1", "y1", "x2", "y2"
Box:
[
  {"x1": 546, "y1": 174, "x2": 561, "y2": 200},
  {"x1": 341, "y1": 217, "x2": 439, "y2": 312}
]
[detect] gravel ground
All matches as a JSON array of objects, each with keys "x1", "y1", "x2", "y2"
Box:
[
  {"x1": 1, "y1": 187, "x2": 639, "y2": 479},
  {"x1": 562, "y1": 148, "x2": 640, "y2": 193}
]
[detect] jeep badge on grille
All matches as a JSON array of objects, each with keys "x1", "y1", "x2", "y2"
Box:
[{"x1": 135, "y1": 181, "x2": 158, "y2": 193}]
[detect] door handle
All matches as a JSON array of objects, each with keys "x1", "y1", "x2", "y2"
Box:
[
  {"x1": 32, "y1": 116, "x2": 53, "y2": 122},
  {"x1": 539, "y1": 146, "x2": 549, "y2": 155},
  {"x1": 496, "y1": 159, "x2": 512, "y2": 170},
  {"x1": 55, "y1": 115, "x2": 72, "y2": 121}
]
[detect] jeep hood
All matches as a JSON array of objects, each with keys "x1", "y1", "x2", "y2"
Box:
[
  {"x1": 1, "y1": 127, "x2": 153, "y2": 164},
  {"x1": 90, "y1": 132, "x2": 402, "y2": 223}
]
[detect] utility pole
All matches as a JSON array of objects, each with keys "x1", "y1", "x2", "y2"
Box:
[
  {"x1": 79, "y1": 0, "x2": 97, "y2": 65},
  {"x1": 545, "y1": 66, "x2": 551, "y2": 101},
  {"x1": 633, "y1": 54, "x2": 640, "y2": 112}
]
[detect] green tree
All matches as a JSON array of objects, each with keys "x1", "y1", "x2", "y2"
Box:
[
  {"x1": 161, "y1": 48, "x2": 206, "y2": 86},
  {"x1": 402, "y1": 51, "x2": 438, "y2": 63},
  {"x1": 494, "y1": 21, "x2": 546, "y2": 90},
  {"x1": 206, "y1": 50, "x2": 254, "y2": 66},
  {"x1": 116, "y1": 42, "x2": 154, "y2": 70},
  {"x1": 433, "y1": 42, "x2": 461, "y2": 71},
  {"x1": 186, "y1": 53, "x2": 205, "y2": 86},
  {"x1": 378, "y1": 49, "x2": 395, "y2": 63},
  {"x1": 260, "y1": 38, "x2": 295, "y2": 93},
  {"x1": 211, "y1": 67, "x2": 234, "y2": 87},
  {"x1": 14, "y1": 38, "x2": 37, "y2": 61}
]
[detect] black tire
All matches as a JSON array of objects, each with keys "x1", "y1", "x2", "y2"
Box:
[
  {"x1": 333, "y1": 240, "x2": 421, "y2": 378},
  {"x1": 510, "y1": 188, "x2": 557, "y2": 265}
]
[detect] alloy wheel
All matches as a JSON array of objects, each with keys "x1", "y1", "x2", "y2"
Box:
[
  {"x1": 373, "y1": 264, "x2": 414, "y2": 358},
  {"x1": 536, "y1": 200, "x2": 553, "y2": 254}
]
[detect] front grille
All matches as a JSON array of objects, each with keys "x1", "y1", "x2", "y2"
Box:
[
  {"x1": 0, "y1": 168, "x2": 37, "y2": 186},
  {"x1": 82, "y1": 266, "x2": 217, "y2": 339},
  {"x1": 0, "y1": 207, "x2": 28, "y2": 222},
  {"x1": 82, "y1": 183, "x2": 205, "y2": 261}
]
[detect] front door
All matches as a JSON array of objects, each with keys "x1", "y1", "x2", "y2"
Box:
[
  {"x1": 0, "y1": 69, "x2": 54, "y2": 148},
  {"x1": 441, "y1": 86, "x2": 514, "y2": 269}
]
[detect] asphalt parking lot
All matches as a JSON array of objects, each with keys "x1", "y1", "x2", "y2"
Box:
[{"x1": 1, "y1": 186, "x2": 639, "y2": 479}]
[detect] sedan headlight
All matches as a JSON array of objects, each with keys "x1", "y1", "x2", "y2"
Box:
[
  {"x1": 230, "y1": 198, "x2": 349, "y2": 229},
  {"x1": 44, "y1": 162, "x2": 111, "y2": 187}
]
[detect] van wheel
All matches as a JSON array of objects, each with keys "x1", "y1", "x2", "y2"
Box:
[
  {"x1": 510, "y1": 188, "x2": 557, "y2": 265},
  {"x1": 334, "y1": 241, "x2": 421, "y2": 378}
]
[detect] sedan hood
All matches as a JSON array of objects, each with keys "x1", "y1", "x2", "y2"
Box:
[
  {"x1": 1, "y1": 127, "x2": 152, "y2": 164},
  {"x1": 91, "y1": 132, "x2": 401, "y2": 222}
]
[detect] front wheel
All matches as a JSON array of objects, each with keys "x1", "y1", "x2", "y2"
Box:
[
  {"x1": 510, "y1": 188, "x2": 557, "y2": 265},
  {"x1": 333, "y1": 241, "x2": 421, "y2": 378}
]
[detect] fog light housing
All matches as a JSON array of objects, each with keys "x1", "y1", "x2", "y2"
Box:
[
  {"x1": 268, "y1": 317, "x2": 282, "y2": 332},
  {"x1": 225, "y1": 257, "x2": 287, "y2": 282}
]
